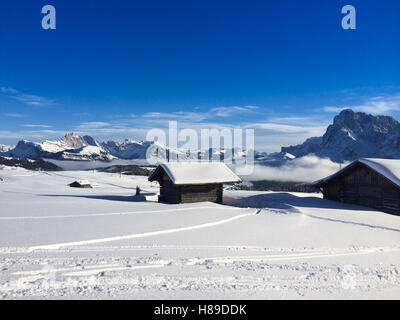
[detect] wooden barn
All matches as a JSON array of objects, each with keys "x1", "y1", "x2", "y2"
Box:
[
  {"x1": 148, "y1": 162, "x2": 242, "y2": 204},
  {"x1": 314, "y1": 158, "x2": 400, "y2": 215},
  {"x1": 69, "y1": 180, "x2": 93, "y2": 188}
]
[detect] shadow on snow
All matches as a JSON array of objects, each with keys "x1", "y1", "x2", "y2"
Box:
[
  {"x1": 224, "y1": 192, "x2": 377, "y2": 212},
  {"x1": 39, "y1": 193, "x2": 153, "y2": 202}
]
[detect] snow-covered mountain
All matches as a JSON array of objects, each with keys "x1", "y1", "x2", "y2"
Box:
[
  {"x1": 101, "y1": 139, "x2": 186, "y2": 160},
  {"x1": 252, "y1": 151, "x2": 297, "y2": 167},
  {"x1": 1, "y1": 133, "x2": 252, "y2": 162},
  {"x1": 281, "y1": 109, "x2": 400, "y2": 162},
  {"x1": 0, "y1": 144, "x2": 13, "y2": 153},
  {"x1": 1, "y1": 133, "x2": 195, "y2": 162},
  {"x1": 101, "y1": 140, "x2": 249, "y2": 161},
  {"x1": 3, "y1": 133, "x2": 115, "y2": 161}
]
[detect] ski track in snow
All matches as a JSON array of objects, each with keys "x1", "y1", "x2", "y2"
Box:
[
  {"x1": 0, "y1": 205, "x2": 243, "y2": 220},
  {"x1": 2, "y1": 245, "x2": 400, "y2": 299},
  {"x1": 11, "y1": 262, "x2": 170, "y2": 278},
  {"x1": 258, "y1": 207, "x2": 400, "y2": 234},
  {"x1": 6, "y1": 247, "x2": 399, "y2": 280},
  {"x1": 63, "y1": 264, "x2": 165, "y2": 277},
  {"x1": 186, "y1": 246, "x2": 400, "y2": 265},
  {"x1": 301, "y1": 212, "x2": 400, "y2": 233},
  {"x1": 28, "y1": 210, "x2": 257, "y2": 251}
]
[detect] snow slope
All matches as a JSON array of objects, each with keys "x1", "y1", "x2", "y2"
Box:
[{"x1": 0, "y1": 168, "x2": 399, "y2": 299}]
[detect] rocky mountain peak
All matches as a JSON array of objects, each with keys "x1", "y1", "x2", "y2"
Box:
[{"x1": 282, "y1": 109, "x2": 400, "y2": 162}]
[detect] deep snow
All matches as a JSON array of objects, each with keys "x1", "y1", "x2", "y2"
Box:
[{"x1": 0, "y1": 167, "x2": 399, "y2": 299}]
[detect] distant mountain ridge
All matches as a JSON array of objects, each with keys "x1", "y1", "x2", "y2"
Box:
[
  {"x1": 3, "y1": 133, "x2": 114, "y2": 161},
  {"x1": 281, "y1": 109, "x2": 400, "y2": 162},
  {"x1": 2, "y1": 109, "x2": 400, "y2": 163},
  {"x1": 0, "y1": 133, "x2": 235, "y2": 162}
]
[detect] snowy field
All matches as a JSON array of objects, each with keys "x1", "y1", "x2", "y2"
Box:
[{"x1": 0, "y1": 167, "x2": 399, "y2": 299}]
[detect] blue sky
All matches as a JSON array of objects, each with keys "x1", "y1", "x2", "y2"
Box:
[{"x1": 0, "y1": 0, "x2": 399, "y2": 151}]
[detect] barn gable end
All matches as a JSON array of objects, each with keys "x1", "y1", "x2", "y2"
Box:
[{"x1": 314, "y1": 159, "x2": 400, "y2": 215}]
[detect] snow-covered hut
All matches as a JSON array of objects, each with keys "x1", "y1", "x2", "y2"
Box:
[
  {"x1": 314, "y1": 158, "x2": 400, "y2": 215},
  {"x1": 69, "y1": 180, "x2": 93, "y2": 188},
  {"x1": 148, "y1": 162, "x2": 242, "y2": 204}
]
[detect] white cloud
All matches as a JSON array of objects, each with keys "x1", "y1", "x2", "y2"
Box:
[
  {"x1": 142, "y1": 111, "x2": 207, "y2": 121},
  {"x1": 66, "y1": 109, "x2": 326, "y2": 152},
  {"x1": 246, "y1": 155, "x2": 349, "y2": 182},
  {"x1": 322, "y1": 95, "x2": 400, "y2": 114},
  {"x1": 21, "y1": 124, "x2": 53, "y2": 128},
  {"x1": 1, "y1": 87, "x2": 18, "y2": 94},
  {"x1": 142, "y1": 106, "x2": 260, "y2": 122},
  {"x1": 72, "y1": 112, "x2": 90, "y2": 117},
  {"x1": 4, "y1": 113, "x2": 26, "y2": 118},
  {"x1": 0, "y1": 87, "x2": 55, "y2": 107},
  {"x1": 250, "y1": 123, "x2": 316, "y2": 133},
  {"x1": 0, "y1": 129, "x2": 65, "y2": 140},
  {"x1": 247, "y1": 120, "x2": 327, "y2": 152},
  {"x1": 210, "y1": 105, "x2": 259, "y2": 117},
  {"x1": 75, "y1": 122, "x2": 111, "y2": 129},
  {"x1": 266, "y1": 116, "x2": 311, "y2": 123}
]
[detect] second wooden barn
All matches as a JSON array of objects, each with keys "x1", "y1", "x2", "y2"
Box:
[
  {"x1": 314, "y1": 158, "x2": 400, "y2": 215},
  {"x1": 148, "y1": 162, "x2": 242, "y2": 204}
]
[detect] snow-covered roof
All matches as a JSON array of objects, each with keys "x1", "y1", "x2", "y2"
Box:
[
  {"x1": 314, "y1": 158, "x2": 400, "y2": 188},
  {"x1": 70, "y1": 180, "x2": 92, "y2": 186},
  {"x1": 148, "y1": 162, "x2": 242, "y2": 185}
]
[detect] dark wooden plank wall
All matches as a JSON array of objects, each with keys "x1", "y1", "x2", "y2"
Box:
[
  {"x1": 323, "y1": 181, "x2": 341, "y2": 201},
  {"x1": 180, "y1": 184, "x2": 223, "y2": 204},
  {"x1": 323, "y1": 164, "x2": 400, "y2": 215},
  {"x1": 159, "y1": 181, "x2": 223, "y2": 204},
  {"x1": 160, "y1": 180, "x2": 181, "y2": 204}
]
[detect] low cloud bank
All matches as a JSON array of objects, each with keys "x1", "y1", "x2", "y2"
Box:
[
  {"x1": 47, "y1": 154, "x2": 346, "y2": 183},
  {"x1": 45, "y1": 158, "x2": 151, "y2": 170},
  {"x1": 244, "y1": 155, "x2": 348, "y2": 183}
]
